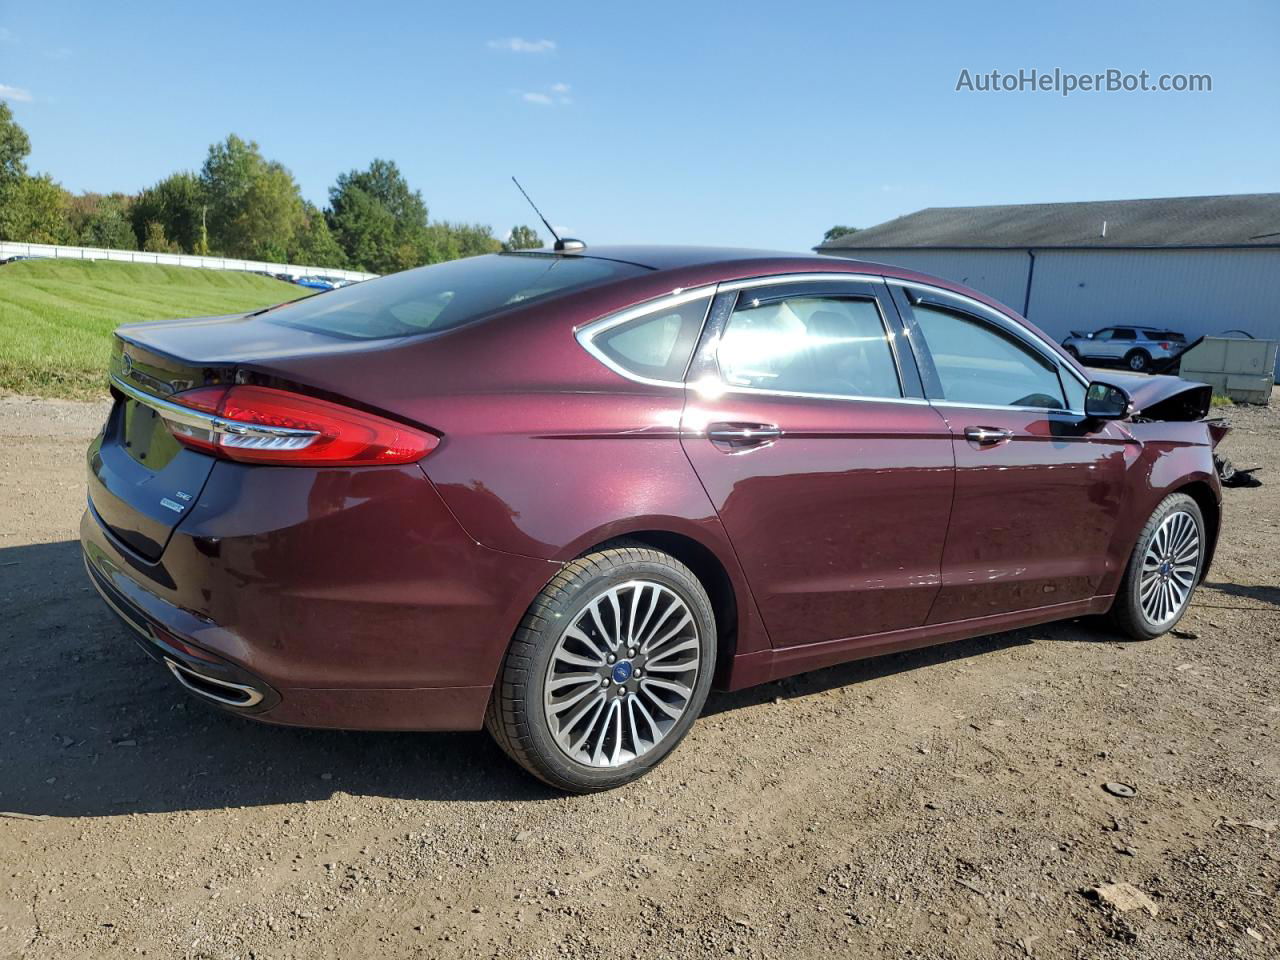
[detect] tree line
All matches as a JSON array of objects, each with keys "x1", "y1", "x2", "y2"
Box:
[{"x1": 0, "y1": 104, "x2": 543, "y2": 272}]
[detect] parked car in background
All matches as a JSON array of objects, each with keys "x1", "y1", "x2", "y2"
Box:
[
  {"x1": 1062, "y1": 326, "x2": 1187, "y2": 372},
  {"x1": 293, "y1": 275, "x2": 341, "y2": 291},
  {"x1": 82, "y1": 247, "x2": 1225, "y2": 792}
]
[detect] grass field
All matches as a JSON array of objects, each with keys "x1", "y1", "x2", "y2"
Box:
[{"x1": 0, "y1": 259, "x2": 305, "y2": 398}]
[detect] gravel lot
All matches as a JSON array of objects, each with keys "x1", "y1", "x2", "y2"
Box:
[{"x1": 1, "y1": 391, "x2": 1277, "y2": 960}]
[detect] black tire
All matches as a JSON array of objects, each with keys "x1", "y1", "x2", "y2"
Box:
[
  {"x1": 1125, "y1": 349, "x2": 1151, "y2": 373},
  {"x1": 486, "y1": 542, "x2": 717, "y2": 792},
  {"x1": 1109, "y1": 493, "x2": 1205, "y2": 641}
]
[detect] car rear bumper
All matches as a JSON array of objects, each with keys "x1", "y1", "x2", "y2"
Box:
[{"x1": 79, "y1": 461, "x2": 561, "y2": 731}]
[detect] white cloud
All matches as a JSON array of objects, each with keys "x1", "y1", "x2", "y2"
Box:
[
  {"x1": 0, "y1": 84, "x2": 32, "y2": 102},
  {"x1": 516, "y1": 82, "x2": 573, "y2": 106},
  {"x1": 489, "y1": 37, "x2": 556, "y2": 53}
]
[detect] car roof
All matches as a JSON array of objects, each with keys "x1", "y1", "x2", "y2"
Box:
[
  {"x1": 503, "y1": 244, "x2": 939, "y2": 283},
  {"x1": 519, "y1": 245, "x2": 821, "y2": 271}
]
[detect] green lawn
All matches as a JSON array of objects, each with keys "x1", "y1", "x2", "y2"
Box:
[{"x1": 0, "y1": 259, "x2": 305, "y2": 398}]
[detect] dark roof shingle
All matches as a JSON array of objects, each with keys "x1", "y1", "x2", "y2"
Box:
[{"x1": 816, "y1": 193, "x2": 1280, "y2": 250}]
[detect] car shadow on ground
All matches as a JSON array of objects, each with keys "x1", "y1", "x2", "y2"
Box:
[
  {"x1": 1203, "y1": 580, "x2": 1280, "y2": 608},
  {"x1": 0, "y1": 539, "x2": 1090, "y2": 819}
]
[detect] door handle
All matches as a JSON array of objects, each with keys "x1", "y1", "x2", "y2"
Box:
[
  {"x1": 707, "y1": 422, "x2": 782, "y2": 450},
  {"x1": 963, "y1": 426, "x2": 1014, "y2": 445}
]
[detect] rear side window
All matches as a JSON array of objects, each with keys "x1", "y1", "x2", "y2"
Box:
[
  {"x1": 265, "y1": 253, "x2": 647, "y2": 340},
  {"x1": 912, "y1": 304, "x2": 1066, "y2": 409},
  {"x1": 1112, "y1": 327, "x2": 1137, "y2": 341},
  {"x1": 588, "y1": 296, "x2": 710, "y2": 382},
  {"x1": 717, "y1": 296, "x2": 902, "y2": 399}
]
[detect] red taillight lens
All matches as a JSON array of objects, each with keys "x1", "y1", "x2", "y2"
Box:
[
  {"x1": 1159, "y1": 341, "x2": 1171, "y2": 350},
  {"x1": 163, "y1": 385, "x2": 437, "y2": 466}
]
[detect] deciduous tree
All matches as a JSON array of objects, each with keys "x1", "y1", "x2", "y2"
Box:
[
  {"x1": 327, "y1": 159, "x2": 430, "y2": 273},
  {"x1": 822, "y1": 225, "x2": 860, "y2": 243},
  {"x1": 289, "y1": 202, "x2": 348, "y2": 268},
  {"x1": 132, "y1": 172, "x2": 204, "y2": 253},
  {"x1": 200, "y1": 135, "x2": 304, "y2": 260},
  {"x1": 503, "y1": 224, "x2": 542, "y2": 251},
  {"x1": 0, "y1": 174, "x2": 70, "y2": 243}
]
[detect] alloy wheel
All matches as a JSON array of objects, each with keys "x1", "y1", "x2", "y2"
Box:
[
  {"x1": 543, "y1": 580, "x2": 700, "y2": 767},
  {"x1": 1139, "y1": 510, "x2": 1200, "y2": 627}
]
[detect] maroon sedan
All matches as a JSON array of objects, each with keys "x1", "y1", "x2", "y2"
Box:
[{"x1": 82, "y1": 247, "x2": 1224, "y2": 791}]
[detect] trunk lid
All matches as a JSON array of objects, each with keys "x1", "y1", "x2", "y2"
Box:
[
  {"x1": 90, "y1": 310, "x2": 415, "y2": 560},
  {"x1": 88, "y1": 327, "x2": 241, "y2": 560}
]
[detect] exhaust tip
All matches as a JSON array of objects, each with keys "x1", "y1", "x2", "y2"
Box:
[{"x1": 164, "y1": 658, "x2": 265, "y2": 708}]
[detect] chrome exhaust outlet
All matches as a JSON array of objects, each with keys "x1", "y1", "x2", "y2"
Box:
[{"x1": 164, "y1": 658, "x2": 265, "y2": 708}]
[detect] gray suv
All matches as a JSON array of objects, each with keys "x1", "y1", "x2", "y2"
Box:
[{"x1": 1061, "y1": 326, "x2": 1187, "y2": 372}]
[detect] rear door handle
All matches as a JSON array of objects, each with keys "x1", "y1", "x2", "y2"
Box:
[
  {"x1": 963, "y1": 426, "x2": 1014, "y2": 445},
  {"x1": 707, "y1": 422, "x2": 782, "y2": 451}
]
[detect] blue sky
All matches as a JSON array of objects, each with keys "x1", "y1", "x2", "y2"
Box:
[{"x1": 1, "y1": 0, "x2": 1276, "y2": 251}]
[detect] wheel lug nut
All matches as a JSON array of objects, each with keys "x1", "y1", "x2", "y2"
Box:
[
  {"x1": 607, "y1": 655, "x2": 616, "y2": 664},
  {"x1": 628, "y1": 648, "x2": 636, "y2": 658}
]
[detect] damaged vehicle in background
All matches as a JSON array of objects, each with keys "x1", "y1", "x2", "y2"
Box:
[{"x1": 80, "y1": 247, "x2": 1227, "y2": 792}]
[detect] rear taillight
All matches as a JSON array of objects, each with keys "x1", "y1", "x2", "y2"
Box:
[
  {"x1": 160, "y1": 384, "x2": 437, "y2": 466},
  {"x1": 1159, "y1": 341, "x2": 1171, "y2": 350}
]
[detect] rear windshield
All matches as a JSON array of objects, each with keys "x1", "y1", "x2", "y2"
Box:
[{"x1": 264, "y1": 253, "x2": 647, "y2": 340}]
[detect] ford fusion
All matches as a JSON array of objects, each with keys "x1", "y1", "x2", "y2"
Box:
[{"x1": 82, "y1": 247, "x2": 1224, "y2": 791}]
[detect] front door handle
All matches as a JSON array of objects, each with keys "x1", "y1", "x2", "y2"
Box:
[
  {"x1": 707, "y1": 422, "x2": 782, "y2": 451},
  {"x1": 963, "y1": 426, "x2": 1014, "y2": 445}
]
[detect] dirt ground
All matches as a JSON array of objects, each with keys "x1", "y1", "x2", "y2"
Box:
[{"x1": 1, "y1": 391, "x2": 1277, "y2": 960}]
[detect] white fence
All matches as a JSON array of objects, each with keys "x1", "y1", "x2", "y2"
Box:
[{"x1": 0, "y1": 241, "x2": 378, "y2": 282}]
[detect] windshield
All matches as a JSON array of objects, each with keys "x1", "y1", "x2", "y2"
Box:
[{"x1": 265, "y1": 253, "x2": 647, "y2": 340}]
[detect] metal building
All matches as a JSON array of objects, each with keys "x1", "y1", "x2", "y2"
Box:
[{"x1": 815, "y1": 194, "x2": 1280, "y2": 371}]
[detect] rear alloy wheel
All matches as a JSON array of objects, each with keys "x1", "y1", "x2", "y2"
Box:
[
  {"x1": 486, "y1": 543, "x2": 716, "y2": 792},
  {"x1": 1110, "y1": 493, "x2": 1205, "y2": 640},
  {"x1": 1126, "y1": 349, "x2": 1152, "y2": 372}
]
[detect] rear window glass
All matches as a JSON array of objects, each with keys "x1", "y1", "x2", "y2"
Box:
[
  {"x1": 590, "y1": 296, "x2": 710, "y2": 382},
  {"x1": 265, "y1": 253, "x2": 647, "y2": 340}
]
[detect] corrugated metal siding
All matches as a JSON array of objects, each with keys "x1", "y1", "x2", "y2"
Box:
[
  {"x1": 828, "y1": 249, "x2": 1032, "y2": 310},
  {"x1": 823, "y1": 247, "x2": 1280, "y2": 373},
  {"x1": 1023, "y1": 249, "x2": 1280, "y2": 344}
]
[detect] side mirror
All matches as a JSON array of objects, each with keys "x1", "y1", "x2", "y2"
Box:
[
  {"x1": 1086, "y1": 332, "x2": 1095, "y2": 339},
  {"x1": 1085, "y1": 381, "x2": 1132, "y2": 420}
]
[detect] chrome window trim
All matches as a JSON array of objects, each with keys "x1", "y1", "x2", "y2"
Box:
[
  {"x1": 931, "y1": 400, "x2": 1086, "y2": 415},
  {"x1": 111, "y1": 375, "x2": 320, "y2": 441},
  {"x1": 574, "y1": 285, "x2": 718, "y2": 389},
  {"x1": 688, "y1": 380, "x2": 931, "y2": 406},
  {"x1": 885, "y1": 278, "x2": 1089, "y2": 389},
  {"x1": 717, "y1": 272, "x2": 885, "y2": 293}
]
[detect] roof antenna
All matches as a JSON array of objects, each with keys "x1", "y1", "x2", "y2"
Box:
[{"x1": 511, "y1": 177, "x2": 585, "y2": 252}]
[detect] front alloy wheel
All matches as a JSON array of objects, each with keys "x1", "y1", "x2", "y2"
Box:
[
  {"x1": 487, "y1": 543, "x2": 716, "y2": 792},
  {"x1": 1138, "y1": 510, "x2": 1200, "y2": 628},
  {"x1": 1111, "y1": 493, "x2": 1206, "y2": 640}
]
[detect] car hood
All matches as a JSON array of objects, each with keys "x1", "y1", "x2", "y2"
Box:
[{"x1": 1090, "y1": 371, "x2": 1213, "y2": 421}]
